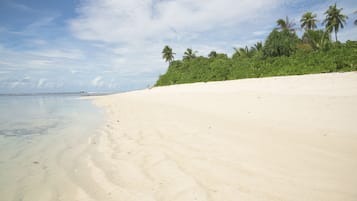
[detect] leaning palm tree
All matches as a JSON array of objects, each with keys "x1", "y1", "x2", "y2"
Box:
[
  {"x1": 300, "y1": 12, "x2": 318, "y2": 30},
  {"x1": 233, "y1": 46, "x2": 250, "y2": 57},
  {"x1": 277, "y1": 16, "x2": 296, "y2": 32},
  {"x1": 302, "y1": 29, "x2": 331, "y2": 50},
  {"x1": 162, "y1": 45, "x2": 175, "y2": 63},
  {"x1": 183, "y1": 48, "x2": 197, "y2": 60},
  {"x1": 323, "y1": 3, "x2": 348, "y2": 42}
]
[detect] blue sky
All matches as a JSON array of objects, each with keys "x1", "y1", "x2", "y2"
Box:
[{"x1": 0, "y1": 0, "x2": 356, "y2": 93}]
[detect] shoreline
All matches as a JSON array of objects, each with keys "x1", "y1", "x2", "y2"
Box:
[{"x1": 89, "y1": 72, "x2": 357, "y2": 201}]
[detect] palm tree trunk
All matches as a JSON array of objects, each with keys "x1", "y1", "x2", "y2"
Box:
[{"x1": 335, "y1": 29, "x2": 338, "y2": 42}]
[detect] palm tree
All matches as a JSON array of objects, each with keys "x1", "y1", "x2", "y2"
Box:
[
  {"x1": 233, "y1": 46, "x2": 250, "y2": 57},
  {"x1": 302, "y1": 29, "x2": 331, "y2": 50},
  {"x1": 354, "y1": 10, "x2": 357, "y2": 26},
  {"x1": 208, "y1": 51, "x2": 217, "y2": 58},
  {"x1": 253, "y1": 42, "x2": 263, "y2": 51},
  {"x1": 277, "y1": 16, "x2": 296, "y2": 32},
  {"x1": 300, "y1": 12, "x2": 318, "y2": 30},
  {"x1": 323, "y1": 3, "x2": 348, "y2": 42},
  {"x1": 162, "y1": 45, "x2": 175, "y2": 63},
  {"x1": 183, "y1": 48, "x2": 197, "y2": 60}
]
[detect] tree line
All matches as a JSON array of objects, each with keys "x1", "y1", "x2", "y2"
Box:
[{"x1": 156, "y1": 4, "x2": 357, "y2": 86}]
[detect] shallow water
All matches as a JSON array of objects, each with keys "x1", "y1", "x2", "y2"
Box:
[{"x1": 0, "y1": 95, "x2": 103, "y2": 201}]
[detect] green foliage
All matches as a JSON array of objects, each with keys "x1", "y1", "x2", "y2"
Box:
[
  {"x1": 155, "y1": 5, "x2": 356, "y2": 87},
  {"x1": 208, "y1": 51, "x2": 217, "y2": 58},
  {"x1": 323, "y1": 3, "x2": 348, "y2": 42},
  {"x1": 300, "y1": 12, "x2": 318, "y2": 30},
  {"x1": 302, "y1": 29, "x2": 331, "y2": 50},
  {"x1": 233, "y1": 46, "x2": 250, "y2": 58},
  {"x1": 253, "y1": 42, "x2": 263, "y2": 52},
  {"x1": 155, "y1": 42, "x2": 357, "y2": 86},
  {"x1": 183, "y1": 48, "x2": 197, "y2": 60},
  {"x1": 276, "y1": 16, "x2": 296, "y2": 32},
  {"x1": 162, "y1": 45, "x2": 175, "y2": 63},
  {"x1": 215, "y1": 53, "x2": 228, "y2": 59},
  {"x1": 263, "y1": 29, "x2": 299, "y2": 57}
]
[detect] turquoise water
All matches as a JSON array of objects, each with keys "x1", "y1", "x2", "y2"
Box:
[
  {"x1": 0, "y1": 95, "x2": 103, "y2": 201},
  {"x1": 0, "y1": 95, "x2": 101, "y2": 137}
]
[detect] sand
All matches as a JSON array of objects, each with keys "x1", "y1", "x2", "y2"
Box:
[{"x1": 88, "y1": 72, "x2": 357, "y2": 201}]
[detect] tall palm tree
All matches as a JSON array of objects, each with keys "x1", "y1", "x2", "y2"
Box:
[
  {"x1": 183, "y1": 48, "x2": 197, "y2": 60},
  {"x1": 277, "y1": 16, "x2": 296, "y2": 32},
  {"x1": 300, "y1": 12, "x2": 318, "y2": 30},
  {"x1": 162, "y1": 45, "x2": 175, "y2": 63},
  {"x1": 323, "y1": 3, "x2": 348, "y2": 42}
]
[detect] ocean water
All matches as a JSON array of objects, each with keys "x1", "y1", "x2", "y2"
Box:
[{"x1": 0, "y1": 95, "x2": 103, "y2": 201}]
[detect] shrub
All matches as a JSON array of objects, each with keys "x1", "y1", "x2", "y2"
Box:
[{"x1": 263, "y1": 29, "x2": 299, "y2": 57}]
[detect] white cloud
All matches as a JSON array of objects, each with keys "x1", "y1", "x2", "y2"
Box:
[
  {"x1": 37, "y1": 78, "x2": 47, "y2": 88},
  {"x1": 30, "y1": 39, "x2": 48, "y2": 46},
  {"x1": 68, "y1": 0, "x2": 295, "y2": 84},
  {"x1": 70, "y1": 69, "x2": 80, "y2": 74},
  {"x1": 253, "y1": 30, "x2": 269, "y2": 36},
  {"x1": 9, "y1": 2, "x2": 34, "y2": 12},
  {"x1": 28, "y1": 16, "x2": 57, "y2": 29},
  {"x1": 91, "y1": 76, "x2": 103, "y2": 87},
  {"x1": 113, "y1": 58, "x2": 127, "y2": 65},
  {"x1": 0, "y1": 60, "x2": 19, "y2": 68},
  {"x1": 339, "y1": 27, "x2": 357, "y2": 41},
  {"x1": 28, "y1": 49, "x2": 84, "y2": 60},
  {"x1": 6, "y1": 76, "x2": 33, "y2": 89},
  {"x1": 70, "y1": 0, "x2": 283, "y2": 44},
  {"x1": 9, "y1": 81, "x2": 21, "y2": 89},
  {"x1": 27, "y1": 59, "x2": 53, "y2": 67}
]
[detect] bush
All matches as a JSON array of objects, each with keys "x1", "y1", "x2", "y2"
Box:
[
  {"x1": 302, "y1": 29, "x2": 331, "y2": 50},
  {"x1": 155, "y1": 40, "x2": 357, "y2": 87},
  {"x1": 263, "y1": 29, "x2": 299, "y2": 57}
]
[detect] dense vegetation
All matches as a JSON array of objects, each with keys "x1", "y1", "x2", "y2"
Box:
[{"x1": 155, "y1": 4, "x2": 357, "y2": 86}]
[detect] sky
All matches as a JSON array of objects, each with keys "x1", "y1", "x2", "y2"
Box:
[{"x1": 0, "y1": 0, "x2": 356, "y2": 93}]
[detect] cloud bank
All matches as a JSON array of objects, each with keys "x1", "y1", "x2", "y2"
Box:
[{"x1": 70, "y1": 0, "x2": 283, "y2": 44}]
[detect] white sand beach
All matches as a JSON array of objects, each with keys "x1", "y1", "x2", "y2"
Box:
[{"x1": 89, "y1": 72, "x2": 357, "y2": 201}]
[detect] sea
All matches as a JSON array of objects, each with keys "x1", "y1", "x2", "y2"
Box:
[{"x1": 0, "y1": 94, "x2": 104, "y2": 201}]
